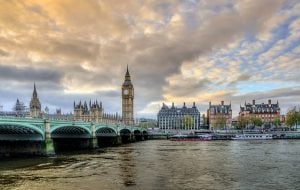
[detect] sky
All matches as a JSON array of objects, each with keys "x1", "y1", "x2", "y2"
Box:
[{"x1": 0, "y1": 0, "x2": 299, "y2": 119}]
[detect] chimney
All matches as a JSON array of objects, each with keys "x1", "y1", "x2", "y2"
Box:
[
  {"x1": 183, "y1": 102, "x2": 186, "y2": 108},
  {"x1": 209, "y1": 101, "x2": 211, "y2": 108},
  {"x1": 268, "y1": 99, "x2": 271, "y2": 105},
  {"x1": 221, "y1": 100, "x2": 224, "y2": 105},
  {"x1": 253, "y1": 100, "x2": 255, "y2": 105},
  {"x1": 193, "y1": 102, "x2": 196, "y2": 108}
]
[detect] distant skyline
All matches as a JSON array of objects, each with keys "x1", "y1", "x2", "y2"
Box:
[{"x1": 0, "y1": 0, "x2": 299, "y2": 118}]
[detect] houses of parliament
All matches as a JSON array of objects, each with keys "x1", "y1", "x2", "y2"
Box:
[
  {"x1": 1, "y1": 67, "x2": 135, "y2": 125},
  {"x1": 73, "y1": 66, "x2": 135, "y2": 124}
]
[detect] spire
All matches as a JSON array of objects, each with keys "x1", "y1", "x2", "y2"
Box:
[
  {"x1": 29, "y1": 83, "x2": 41, "y2": 117},
  {"x1": 125, "y1": 64, "x2": 131, "y2": 81},
  {"x1": 84, "y1": 101, "x2": 87, "y2": 108},
  {"x1": 33, "y1": 83, "x2": 38, "y2": 98}
]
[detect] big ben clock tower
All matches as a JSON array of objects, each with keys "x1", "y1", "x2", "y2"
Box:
[{"x1": 122, "y1": 65, "x2": 134, "y2": 125}]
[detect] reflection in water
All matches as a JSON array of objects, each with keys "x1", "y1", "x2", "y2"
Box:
[
  {"x1": 0, "y1": 140, "x2": 300, "y2": 190},
  {"x1": 118, "y1": 145, "x2": 136, "y2": 186}
]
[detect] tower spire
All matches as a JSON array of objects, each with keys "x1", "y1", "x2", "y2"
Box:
[
  {"x1": 125, "y1": 64, "x2": 131, "y2": 81},
  {"x1": 33, "y1": 83, "x2": 37, "y2": 98},
  {"x1": 30, "y1": 83, "x2": 41, "y2": 118}
]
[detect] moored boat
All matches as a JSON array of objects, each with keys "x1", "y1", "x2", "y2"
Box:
[
  {"x1": 232, "y1": 134, "x2": 273, "y2": 140},
  {"x1": 170, "y1": 133, "x2": 212, "y2": 141}
]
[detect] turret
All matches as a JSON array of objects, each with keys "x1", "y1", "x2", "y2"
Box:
[
  {"x1": 125, "y1": 64, "x2": 131, "y2": 81},
  {"x1": 29, "y1": 83, "x2": 41, "y2": 118}
]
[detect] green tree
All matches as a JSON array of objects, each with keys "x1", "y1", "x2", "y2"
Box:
[
  {"x1": 213, "y1": 114, "x2": 226, "y2": 129},
  {"x1": 250, "y1": 117, "x2": 263, "y2": 127},
  {"x1": 138, "y1": 121, "x2": 156, "y2": 129},
  {"x1": 285, "y1": 108, "x2": 300, "y2": 128},
  {"x1": 182, "y1": 115, "x2": 193, "y2": 129},
  {"x1": 272, "y1": 117, "x2": 281, "y2": 128},
  {"x1": 237, "y1": 116, "x2": 247, "y2": 129}
]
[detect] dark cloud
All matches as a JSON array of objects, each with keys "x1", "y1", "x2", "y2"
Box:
[{"x1": 0, "y1": 65, "x2": 63, "y2": 83}]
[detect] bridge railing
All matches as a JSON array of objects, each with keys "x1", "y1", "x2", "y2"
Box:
[
  {"x1": 0, "y1": 116, "x2": 147, "y2": 134},
  {"x1": 0, "y1": 116, "x2": 44, "y2": 122}
]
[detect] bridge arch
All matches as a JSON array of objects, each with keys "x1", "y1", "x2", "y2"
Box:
[
  {"x1": 50, "y1": 124, "x2": 92, "y2": 138},
  {"x1": 133, "y1": 129, "x2": 143, "y2": 141},
  {"x1": 96, "y1": 127, "x2": 117, "y2": 137},
  {"x1": 0, "y1": 122, "x2": 44, "y2": 141},
  {"x1": 50, "y1": 124, "x2": 92, "y2": 151},
  {"x1": 142, "y1": 130, "x2": 148, "y2": 140},
  {"x1": 119, "y1": 128, "x2": 132, "y2": 143},
  {"x1": 95, "y1": 126, "x2": 118, "y2": 147}
]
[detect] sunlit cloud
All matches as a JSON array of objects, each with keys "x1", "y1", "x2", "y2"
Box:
[{"x1": 0, "y1": 0, "x2": 299, "y2": 118}]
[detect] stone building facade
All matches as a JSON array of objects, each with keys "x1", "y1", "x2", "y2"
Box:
[
  {"x1": 239, "y1": 99, "x2": 280, "y2": 123},
  {"x1": 207, "y1": 101, "x2": 232, "y2": 130},
  {"x1": 73, "y1": 100, "x2": 103, "y2": 122},
  {"x1": 157, "y1": 102, "x2": 201, "y2": 130},
  {"x1": 73, "y1": 100, "x2": 121, "y2": 123}
]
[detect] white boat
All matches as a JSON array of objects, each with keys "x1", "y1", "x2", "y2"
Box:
[{"x1": 232, "y1": 134, "x2": 273, "y2": 140}]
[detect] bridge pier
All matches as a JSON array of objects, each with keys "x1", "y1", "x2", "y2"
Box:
[
  {"x1": 90, "y1": 123, "x2": 98, "y2": 149},
  {"x1": 90, "y1": 137, "x2": 98, "y2": 149},
  {"x1": 130, "y1": 134, "x2": 136, "y2": 142},
  {"x1": 43, "y1": 120, "x2": 54, "y2": 156},
  {"x1": 115, "y1": 136, "x2": 122, "y2": 145}
]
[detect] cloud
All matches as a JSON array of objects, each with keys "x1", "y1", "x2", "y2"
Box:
[
  {"x1": 0, "y1": 49, "x2": 9, "y2": 57},
  {"x1": 0, "y1": 65, "x2": 62, "y2": 83},
  {"x1": 0, "y1": 0, "x2": 299, "y2": 118}
]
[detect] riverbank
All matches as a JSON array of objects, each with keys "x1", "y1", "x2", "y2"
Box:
[{"x1": 149, "y1": 131, "x2": 300, "y2": 140}]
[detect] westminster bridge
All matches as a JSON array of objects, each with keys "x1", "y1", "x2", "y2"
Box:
[{"x1": 0, "y1": 116, "x2": 148, "y2": 156}]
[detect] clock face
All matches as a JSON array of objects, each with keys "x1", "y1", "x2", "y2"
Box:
[{"x1": 124, "y1": 89, "x2": 129, "y2": 95}]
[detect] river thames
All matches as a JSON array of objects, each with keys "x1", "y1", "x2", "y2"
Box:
[{"x1": 0, "y1": 140, "x2": 299, "y2": 190}]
